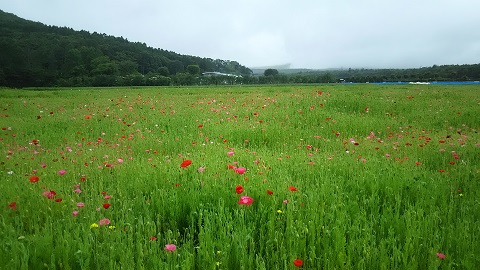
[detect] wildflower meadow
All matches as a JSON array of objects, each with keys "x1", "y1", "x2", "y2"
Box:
[{"x1": 1, "y1": 84, "x2": 479, "y2": 269}]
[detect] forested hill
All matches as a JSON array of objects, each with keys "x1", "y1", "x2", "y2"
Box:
[{"x1": 0, "y1": 10, "x2": 252, "y2": 87}]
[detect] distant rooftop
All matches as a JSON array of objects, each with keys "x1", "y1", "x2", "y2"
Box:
[{"x1": 202, "y1": 72, "x2": 242, "y2": 78}]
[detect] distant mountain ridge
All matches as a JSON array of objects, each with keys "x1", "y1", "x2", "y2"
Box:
[{"x1": 0, "y1": 9, "x2": 252, "y2": 87}]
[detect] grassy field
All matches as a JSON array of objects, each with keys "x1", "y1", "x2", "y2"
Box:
[{"x1": 1, "y1": 84, "x2": 479, "y2": 269}]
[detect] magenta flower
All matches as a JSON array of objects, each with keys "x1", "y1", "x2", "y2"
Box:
[
  {"x1": 99, "y1": 218, "x2": 110, "y2": 226},
  {"x1": 77, "y1": 202, "x2": 85, "y2": 207},
  {"x1": 74, "y1": 189, "x2": 82, "y2": 194},
  {"x1": 238, "y1": 196, "x2": 254, "y2": 206},
  {"x1": 58, "y1": 170, "x2": 66, "y2": 175},
  {"x1": 197, "y1": 167, "x2": 205, "y2": 173},
  {"x1": 227, "y1": 151, "x2": 234, "y2": 156},
  {"x1": 436, "y1": 252, "x2": 446, "y2": 259},
  {"x1": 235, "y1": 167, "x2": 246, "y2": 174},
  {"x1": 72, "y1": 211, "x2": 79, "y2": 216},
  {"x1": 165, "y1": 244, "x2": 177, "y2": 252}
]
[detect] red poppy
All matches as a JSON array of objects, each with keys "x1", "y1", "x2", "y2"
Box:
[
  {"x1": 288, "y1": 186, "x2": 298, "y2": 192},
  {"x1": 8, "y1": 201, "x2": 17, "y2": 210},
  {"x1": 103, "y1": 203, "x2": 111, "y2": 209},
  {"x1": 235, "y1": 185, "x2": 244, "y2": 194},
  {"x1": 180, "y1": 160, "x2": 192, "y2": 168},
  {"x1": 293, "y1": 259, "x2": 303, "y2": 267},
  {"x1": 55, "y1": 198, "x2": 62, "y2": 202},
  {"x1": 267, "y1": 190, "x2": 273, "y2": 195},
  {"x1": 29, "y1": 175, "x2": 39, "y2": 183},
  {"x1": 150, "y1": 236, "x2": 157, "y2": 241}
]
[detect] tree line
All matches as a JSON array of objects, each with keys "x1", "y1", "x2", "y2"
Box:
[
  {"x1": 1, "y1": 9, "x2": 478, "y2": 88},
  {"x1": 0, "y1": 10, "x2": 252, "y2": 88}
]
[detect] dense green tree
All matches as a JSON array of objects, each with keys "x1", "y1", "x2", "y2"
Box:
[
  {"x1": 117, "y1": 60, "x2": 138, "y2": 75},
  {"x1": 157, "y1": 66, "x2": 170, "y2": 76},
  {"x1": 186, "y1": 64, "x2": 200, "y2": 75},
  {"x1": 264, "y1": 68, "x2": 279, "y2": 76},
  {"x1": 91, "y1": 56, "x2": 118, "y2": 75}
]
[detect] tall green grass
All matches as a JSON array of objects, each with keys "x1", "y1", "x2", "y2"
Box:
[{"x1": 1, "y1": 84, "x2": 479, "y2": 269}]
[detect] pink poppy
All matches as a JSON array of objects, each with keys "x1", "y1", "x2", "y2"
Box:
[
  {"x1": 43, "y1": 190, "x2": 56, "y2": 199},
  {"x1": 238, "y1": 196, "x2": 254, "y2": 206},
  {"x1": 99, "y1": 218, "x2": 110, "y2": 226},
  {"x1": 165, "y1": 244, "x2": 177, "y2": 252},
  {"x1": 235, "y1": 167, "x2": 246, "y2": 174},
  {"x1": 58, "y1": 170, "x2": 66, "y2": 175}
]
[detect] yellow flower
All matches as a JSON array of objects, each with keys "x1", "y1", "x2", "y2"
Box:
[
  {"x1": 108, "y1": 225, "x2": 116, "y2": 230},
  {"x1": 90, "y1": 223, "x2": 99, "y2": 228},
  {"x1": 277, "y1": 210, "x2": 283, "y2": 214}
]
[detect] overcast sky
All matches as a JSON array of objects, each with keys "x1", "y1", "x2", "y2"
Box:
[{"x1": 2, "y1": 0, "x2": 480, "y2": 69}]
